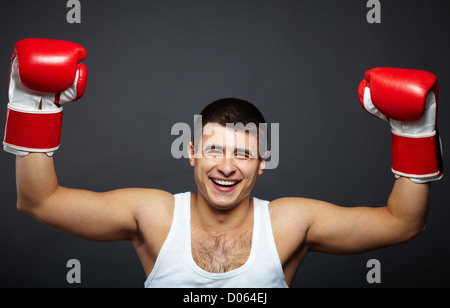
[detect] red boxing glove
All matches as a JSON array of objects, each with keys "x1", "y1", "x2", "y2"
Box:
[
  {"x1": 358, "y1": 67, "x2": 443, "y2": 183},
  {"x1": 3, "y1": 38, "x2": 88, "y2": 156}
]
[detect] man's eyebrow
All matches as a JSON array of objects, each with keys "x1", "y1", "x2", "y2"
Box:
[
  {"x1": 202, "y1": 145, "x2": 256, "y2": 158},
  {"x1": 236, "y1": 148, "x2": 256, "y2": 158},
  {"x1": 203, "y1": 145, "x2": 223, "y2": 151}
]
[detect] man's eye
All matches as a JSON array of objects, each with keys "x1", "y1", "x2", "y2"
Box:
[
  {"x1": 204, "y1": 149, "x2": 222, "y2": 157},
  {"x1": 236, "y1": 152, "x2": 249, "y2": 159}
]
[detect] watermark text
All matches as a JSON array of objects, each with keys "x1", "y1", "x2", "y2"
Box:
[{"x1": 171, "y1": 115, "x2": 279, "y2": 169}]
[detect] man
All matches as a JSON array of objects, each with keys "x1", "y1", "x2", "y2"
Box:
[{"x1": 4, "y1": 38, "x2": 443, "y2": 287}]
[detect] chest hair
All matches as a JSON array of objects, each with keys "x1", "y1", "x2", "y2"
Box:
[{"x1": 191, "y1": 225, "x2": 253, "y2": 273}]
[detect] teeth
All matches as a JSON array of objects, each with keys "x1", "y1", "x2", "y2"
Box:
[{"x1": 212, "y1": 179, "x2": 237, "y2": 186}]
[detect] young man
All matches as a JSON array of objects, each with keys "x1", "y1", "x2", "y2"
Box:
[{"x1": 4, "y1": 38, "x2": 443, "y2": 287}]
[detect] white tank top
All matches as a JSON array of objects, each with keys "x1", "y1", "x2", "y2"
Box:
[{"x1": 144, "y1": 192, "x2": 288, "y2": 288}]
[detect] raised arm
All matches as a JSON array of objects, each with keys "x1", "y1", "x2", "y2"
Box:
[
  {"x1": 4, "y1": 38, "x2": 170, "y2": 242},
  {"x1": 279, "y1": 68, "x2": 442, "y2": 256},
  {"x1": 15, "y1": 154, "x2": 142, "y2": 241},
  {"x1": 301, "y1": 177, "x2": 429, "y2": 254}
]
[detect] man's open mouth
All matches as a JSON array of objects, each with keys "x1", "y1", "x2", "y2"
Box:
[{"x1": 211, "y1": 178, "x2": 239, "y2": 188}]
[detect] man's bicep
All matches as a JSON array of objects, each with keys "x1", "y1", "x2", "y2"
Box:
[
  {"x1": 302, "y1": 200, "x2": 403, "y2": 255},
  {"x1": 28, "y1": 187, "x2": 154, "y2": 242}
]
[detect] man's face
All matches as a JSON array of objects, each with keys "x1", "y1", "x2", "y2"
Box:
[{"x1": 188, "y1": 124, "x2": 265, "y2": 211}]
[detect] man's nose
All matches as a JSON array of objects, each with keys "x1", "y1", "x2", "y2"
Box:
[{"x1": 217, "y1": 157, "x2": 237, "y2": 176}]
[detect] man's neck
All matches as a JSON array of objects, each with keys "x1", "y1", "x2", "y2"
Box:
[{"x1": 190, "y1": 192, "x2": 254, "y2": 234}]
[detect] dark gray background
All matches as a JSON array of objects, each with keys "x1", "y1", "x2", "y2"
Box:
[{"x1": 0, "y1": 0, "x2": 449, "y2": 288}]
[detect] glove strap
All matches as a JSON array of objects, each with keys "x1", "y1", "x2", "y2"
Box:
[
  {"x1": 391, "y1": 130, "x2": 442, "y2": 179},
  {"x1": 3, "y1": 104, "x2": 63, "y2": 153}
]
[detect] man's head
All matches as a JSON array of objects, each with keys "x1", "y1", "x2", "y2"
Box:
[
  {"x1": 188, "y1": 98, "x2": 267, "y2": 211},
  {"x1": 193, "y1": 98, "x2": 266, "y2": 154}
]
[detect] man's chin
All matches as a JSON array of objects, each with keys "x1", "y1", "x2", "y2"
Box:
[{"x1": 204, "y1": 191, "x2": 251, "y2": 212}]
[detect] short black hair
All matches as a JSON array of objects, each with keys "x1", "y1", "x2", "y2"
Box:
[{"x1": 199, "y1": 98, "x2": 266, "y2": 127}]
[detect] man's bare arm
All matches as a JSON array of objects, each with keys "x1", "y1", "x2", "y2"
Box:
[
  {"x1": 16, "y1": 153, "x2": 169, "y2": 242},
  {"x1": 299, "y1": 67, "x2": 440, "y2": 255},
  {"x1": 302, "y1": 177, "x2": 429, "y2": 254}
]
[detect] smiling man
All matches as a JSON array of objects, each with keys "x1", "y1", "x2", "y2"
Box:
[{"x1": 4, "y1": 38, "x2": 443, "y2": 287}]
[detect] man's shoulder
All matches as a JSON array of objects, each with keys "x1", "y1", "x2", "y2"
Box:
[
  {"x1": 127, "y1": 188, "x2": 175, "y2": 205},
  {"x1": 133, "y1": 189, "x2": 175, "y2": 222},
  {"x1": 268, "y1": 197, "x2": 321, "y2": 228},
  {"x1": 268, "y1": 196, "x2": 319, "y2": 208}
]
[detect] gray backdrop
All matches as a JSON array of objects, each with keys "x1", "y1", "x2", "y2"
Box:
[{"x1": 0, "y1": 0, "x2": 449, "y2": 288}]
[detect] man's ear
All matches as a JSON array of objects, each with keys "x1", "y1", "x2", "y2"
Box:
[
  {"x1": 188, "y1": 142, "x2": 196, "y2": 167},
  {"x1": 258, "y1": 157, "x2": 265, "y2": 175}
]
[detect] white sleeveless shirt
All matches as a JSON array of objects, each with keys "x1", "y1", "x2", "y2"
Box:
[{"x1": 144, "y1": 192, "x2": 288, "y2": 288}]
